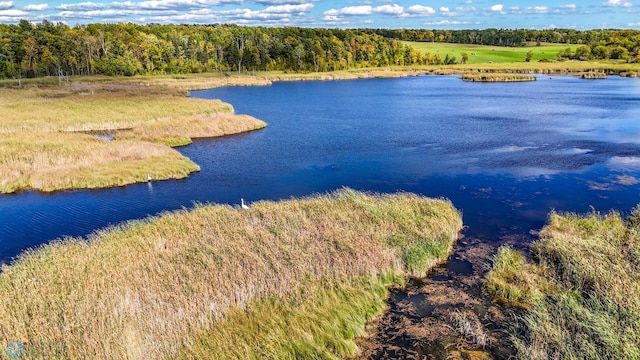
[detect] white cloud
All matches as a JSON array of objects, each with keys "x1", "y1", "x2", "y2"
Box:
[
  {"x1": 220, "y1": 5, "x2": 310, "y2": 20},
  {"x1": 255, "y1": 0, "x2": 315, "y2": 4},
  {"x1": 439, "y1": 6, "x2": 475, "y2": 16},
  {"x1": 406, "y1": 5, "x2": 435, "y2": 15},
  {"x1": 263, "y1": 3, "x2": 313, "y2": 13},
  {"x1": 135, "y1": 0, "x2": 242, "y2": 10},
  {"x1": 552, "y1": 4, "x2": 577, "y2": 13},
  {"x1": 56, "y1": 0, "x2": 243, "y2": 12},
  {"x1": 374, "y1": 4, "x2": 403, "y2": 15},
  {"x1": 56, "y1": 2, "x2": 107, "y2": 11},
  {"x1": 324, "y1": 5, "x2": 372, "y2": 16},
  {"x1": 24, "y1": 4, "x2": 49, "y2": 11},
  {"x1": 0, "y1": 9, "x2": 30, "y2": 16},
  {"x1": 525, "y1": 6, "x2": 548, "y2": 13},
  {"x1": 423, "y1": 19, "x2": 471, "y2": 26},
  {"x1": 324, "y1": 4, "x2": 405, "y2": 18},
  {"x1": 490, "y1": 4, "x2": 503, "y2": 11},
  {"x1": 603, "y1": 0, "x2": 632, "y2": 7},
  {"x1": 0, "y1": 1, "x2": 12, "y2": 10}
]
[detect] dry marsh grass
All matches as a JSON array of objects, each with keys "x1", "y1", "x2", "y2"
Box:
[
  {"x1": 115, "y1": 113, "x2": 267, "y2": 147},
  {"x1": 461, "y1": 73, "x2": 536, "y2": 82},
  {"x1": 0, "y1": 88, "x2": 234, "y2": 134},
  {"x1": 0, "y1": 189, "x2": 462, "y2": 359},
  {"x1": 0, "y1": 84, "x2": 265, "y2": 193},
  {"x1": 180, "y1": 274, "x2": 397, "y2": 359},
  {"x1": 0, "y1": 132, "x2": 199, "y2": 193},
  {"x1": 486, "y1": 210, "x2": 640, "y2": 359}
]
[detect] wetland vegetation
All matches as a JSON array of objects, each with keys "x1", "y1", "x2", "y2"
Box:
[
  {"x1": 0, "y1": 83, "x2": 265, "y2": 193},
  {"x1": 460, "y1": 73, "x2": 536, "y2": 82},
  {"x1": 0, "y1": 189, "x2": 462, "y2": 359},
  {"x1": 487, "y1": 210, "x2": 640, "y2": 359}
]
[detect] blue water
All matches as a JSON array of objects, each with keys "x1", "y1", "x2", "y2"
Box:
[{"x1": 2, "y1": 75, "x2": 640, "y2": 263}]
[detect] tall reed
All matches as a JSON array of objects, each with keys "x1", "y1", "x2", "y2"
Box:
[
  {"x1": 0, "y1": 189, "x2": 462, "y2": 359},
  {"x1": 0, "y1": 84, "x2": 265, "y2": 193},
  {"x1": 486, "y1": 210, "x2": 640, "y2": 359}
]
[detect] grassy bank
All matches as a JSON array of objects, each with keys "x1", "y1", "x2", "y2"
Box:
[
  {"x1": 0, "y1": 132, "x2": 199, "y2": 193},
  {"x1": 0, "y1": 189, "x2": 462, "y2": 359},
  {"x1": 0, "y1": 84, "x2": 266, "y2": 193},
  {"x1": 486, "y1": 209, "x2": 640, "y2": 359}
]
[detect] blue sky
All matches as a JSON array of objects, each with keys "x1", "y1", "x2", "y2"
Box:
[{"x1": 1, "y1": 0, "x2": 638, "y2": 29}]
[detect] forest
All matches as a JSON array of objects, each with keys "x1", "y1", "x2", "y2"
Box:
[
  {"x1": 0, "y1": 21, "x2": 432, "y2": 79},
  {"x1": 1, "y1": 22, "x2": 639, "y2": 79}
]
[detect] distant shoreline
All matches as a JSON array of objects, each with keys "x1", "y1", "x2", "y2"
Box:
[{"x1": 1, "y1": 62, "x2": 637, "y2": 193}]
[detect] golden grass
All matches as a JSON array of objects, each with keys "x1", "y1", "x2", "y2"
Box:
[
  {"x1": 575, "y1": 71, "x2": 608, "y2": 79},
  {"x1": 487, "y1": 210, "x2": 640, "y2": 359},
  {"x1": 179, "y1": 275, "x2": 397, "y2": 359},
  {"x1": 0, "y1": 87, "x2": 234, "y2": 134},
  {"x1": 0, "y1": 132, "x2": 199, "y2": 193},
  {"x1": 115, "y1": 113, "x2": 267, "y2": 147},
  {"x1": 0, "y1": 83, "x2": 266, "y2": 193},
  {"x1": 461, "y1": 73, "x2": 536, "y2": 82},
  {"x1": 0, "y1": 189, "x2": 462, "y2": 359}
]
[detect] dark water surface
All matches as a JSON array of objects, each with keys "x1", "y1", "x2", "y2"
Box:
[{"x1": 2, "y1": 75, "x2": 640, "y2": 263}]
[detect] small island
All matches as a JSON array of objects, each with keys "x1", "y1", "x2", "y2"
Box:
[{"x1": 461, "y1": 73, "x2": 537, "y2": 82}]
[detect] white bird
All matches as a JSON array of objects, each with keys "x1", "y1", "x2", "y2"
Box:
[
  {"x1": 147, "y1": 173, "x2": 152, "y2": 182},
  {"x1": 241, "y1": 198, "x2": 249, "y2": 210}
]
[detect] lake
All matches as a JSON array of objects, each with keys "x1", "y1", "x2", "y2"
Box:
[{"x1": 2, "y1": 75, "x2": 640, "y2": 263}]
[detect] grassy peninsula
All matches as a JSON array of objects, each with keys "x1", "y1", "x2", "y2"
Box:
[
  {"x1": 486, "y1": 209, "x2": 640, "y2": 359},
  {"x1": 0, "y1": 84, "x2": 266, "y2": 193},
  {"x1": 0, "y1": 189, "x2": 462, "y2": 359}
]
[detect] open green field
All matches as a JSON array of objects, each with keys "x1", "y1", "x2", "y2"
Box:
[
  {"x1": 403, "y1": 41, "x2": 576, "y2": 64},
  {"x1": 486, "y1": 209, "x2": 640, "y2": 359},
  {"x1": 0, "y1": 189, "x2": 462, "y2": 359}
]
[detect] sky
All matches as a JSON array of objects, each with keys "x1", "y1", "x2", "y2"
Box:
[{"x1": 0, "y1": 0, "x2": 638, "y2": 29}]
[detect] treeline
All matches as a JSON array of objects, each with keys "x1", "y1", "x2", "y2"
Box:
[
  {"x1": 378, "y1": 28, "x2": 640, "y2": 61},
  {"x1": 378, "y1": 28, "x2": 640, "y2": 48},
  {"x1": 3, "y1": 23, "x2": 640, "y2": 79},
  {"x1": 0, "y1": 21, "x2": 432, "y2": 79}
]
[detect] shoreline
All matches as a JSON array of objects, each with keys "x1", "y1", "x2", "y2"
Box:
[
  {"x1": 0, "y1": 83, "x2": 266, "y2": 194},
  {"x1": 2, "y1": 61, "x2": 638, "y2": 194}
]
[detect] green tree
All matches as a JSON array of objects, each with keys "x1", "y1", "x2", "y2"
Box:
[
  {"x1": 610, "y1": 46, "x2": 630, "y2": 60},
  {"x1": 592, "y1": 45, "x2": 610, "y2": 59},
  {"x1": 461, "y1": 52, "x2": 469, "y2": 64},
  {"x1": 574, "y1": 45, "x2": 592, "y2": 60},
  {"x1": 525, "y1": 50, "x2": 534, "y2": 62}
]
